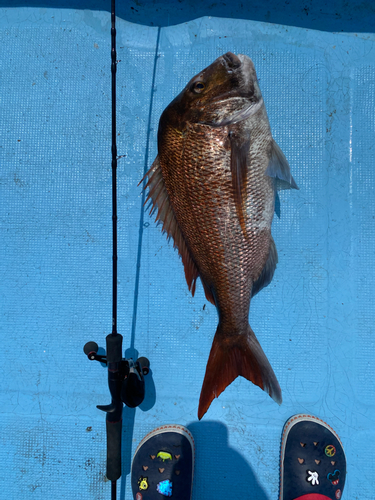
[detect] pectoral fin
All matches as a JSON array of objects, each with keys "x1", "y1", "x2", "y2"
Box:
[
  {"x1": 140, "y1": 157, "x2": 216, "y2": 306},
  {"x1": 229, "y1": 130, "x2": 250, "y2": 236},
  {"x1": 266, "y1": 139, "x2": 299, "y2": 191}
]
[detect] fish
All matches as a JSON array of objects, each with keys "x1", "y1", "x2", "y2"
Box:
[{"x1": 142, "y1": 52, "x2": 298, "y2": 419}]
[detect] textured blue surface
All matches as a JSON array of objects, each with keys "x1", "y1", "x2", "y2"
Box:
[
  {"x1": 1, "y1": 6, "x2": 375, "y2": 500},
  {"x1": 1, "y1": 0, "x2": 375, "y2": 33}
]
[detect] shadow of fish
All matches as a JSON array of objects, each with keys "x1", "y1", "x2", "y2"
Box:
[{"x1": 141, "y1": 52, "x2": 298, "y2": 419}]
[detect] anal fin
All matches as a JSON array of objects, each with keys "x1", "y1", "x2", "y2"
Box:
[{"x1": 251, "y1": 236, "x2": 278, "y2": 297}]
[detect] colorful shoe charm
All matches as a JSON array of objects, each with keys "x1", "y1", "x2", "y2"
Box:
[
  {"x1": 131, "y1": 424, "x2": 195, "y2": 499},
  {"x1": 280, "y1": 414, "x2": 346, "y2": 500}
]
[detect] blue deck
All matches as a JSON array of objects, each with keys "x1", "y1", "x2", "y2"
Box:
[{"x1": 1, "y1": 5, "x2": 374, "y2": 500}]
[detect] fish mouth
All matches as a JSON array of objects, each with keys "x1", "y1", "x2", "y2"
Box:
[{"x1": 222, "y1": 52, "x2": 242, "y2": 70}]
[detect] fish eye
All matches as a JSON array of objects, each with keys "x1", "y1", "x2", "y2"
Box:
[{"x1": 192, "y1": 81, "x2": 206, "y2": 93}]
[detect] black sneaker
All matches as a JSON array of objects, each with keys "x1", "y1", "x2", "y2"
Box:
[
  {"x1": 131, "y1": 425, "x2": 195, "y2": 499},
  {"x1": 280, "y1": 414, "x2": 346, "y2": 500}
]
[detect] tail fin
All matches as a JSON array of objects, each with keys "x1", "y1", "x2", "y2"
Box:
[{"x1": 198, "y1": 324, "x2": 282, "y2": 419}]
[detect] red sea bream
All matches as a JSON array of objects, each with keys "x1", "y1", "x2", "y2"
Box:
[{"x1": 142, "y1": 52, "x2": 298, "y2": 419}]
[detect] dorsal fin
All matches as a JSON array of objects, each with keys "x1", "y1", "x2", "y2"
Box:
[
  {"x1": 229, "y1": 130, "x2": 250, "y2": 237},
  {"x1": 141, "y1": 157, "x2": 215, "y2": 305}
]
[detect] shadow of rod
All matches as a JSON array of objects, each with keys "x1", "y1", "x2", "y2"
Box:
[
  {"x1": 129, "y1": 25, "x2": 161, "y2": 353},
  {"x1": 118, "y1": 27, "x2": 161, "y2": 500}
]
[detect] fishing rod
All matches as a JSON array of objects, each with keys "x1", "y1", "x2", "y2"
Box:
[{"x1": 84, "y1": 1, "x2": 150, "y2": 499}]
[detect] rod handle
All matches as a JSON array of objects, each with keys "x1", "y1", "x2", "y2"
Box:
[
  {"x1": 106, "y1": 333, "x2": 123, "y2": 363},
  {"x1": 106, "y1": 418, "x2": 122, "y2": 481}
]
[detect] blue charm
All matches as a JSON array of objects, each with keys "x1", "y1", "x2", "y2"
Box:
[{"x1": 157, "y1": 479, "x2": 172, "y2": 497}]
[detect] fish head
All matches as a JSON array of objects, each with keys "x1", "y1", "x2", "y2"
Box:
[{"x1": 161, "y1": 52, "x2": 263, "y2": 129}]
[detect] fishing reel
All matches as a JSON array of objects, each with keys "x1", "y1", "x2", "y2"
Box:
[
  {"x1": 83, "y1": 339, "x2": 150, "y2": 409},
  {"x1": 84, "y1": 334, "x2": 150, "y2": 483}
]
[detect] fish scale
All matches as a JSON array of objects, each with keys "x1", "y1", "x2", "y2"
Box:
[
  {"x1": 143, "y1": 52, "x2": 298, "y2": 418},
  {"x1": 168, "y1": 124, "x2": 268, "y2": 316}
]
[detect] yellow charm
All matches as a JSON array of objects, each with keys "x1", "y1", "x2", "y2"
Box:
[
  {"x1": 157, "y1": 451, "x2": 172, "y2": 462},
  {"x1": 138, "y1": 476, "x2": 149, "y2": 491}
]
